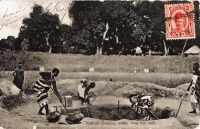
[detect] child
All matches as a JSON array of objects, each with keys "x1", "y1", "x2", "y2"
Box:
[
  {"x1": 13, "y1": 62, "x2": 24, "y2": 92},
  {"x1": 187, "y1": 62, "x2": 200, "y2": 113}
]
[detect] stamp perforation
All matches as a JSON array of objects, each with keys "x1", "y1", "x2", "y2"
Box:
[{"x1": 165, "y1": 3, "x2": 196, "y2": 40}]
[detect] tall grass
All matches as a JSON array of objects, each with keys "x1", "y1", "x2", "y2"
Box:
[{"x1": 1, "y1": 51, "x2": 199, "y2": 73}]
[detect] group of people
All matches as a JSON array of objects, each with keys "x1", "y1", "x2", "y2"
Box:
[
  {"x1": 11, "y1": 61, "x2": 200, "y2": 122},
  {"x1": 12, "y1": 63, "x2": 95, "y2": 116}
]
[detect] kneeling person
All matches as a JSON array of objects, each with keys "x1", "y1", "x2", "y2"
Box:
[{"x1": 77, "y1": 79, "x2": 95, "y2": 105}]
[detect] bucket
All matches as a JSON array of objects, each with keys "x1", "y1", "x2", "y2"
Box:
[{"x1": 64, "y1": 95, "x2": 72, "y2": 107}]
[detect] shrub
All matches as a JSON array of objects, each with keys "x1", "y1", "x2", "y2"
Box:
[{"x1": 1, "y1": 94, "x2": 24, "y2": 110}]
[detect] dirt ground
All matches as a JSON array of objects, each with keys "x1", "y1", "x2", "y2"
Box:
[
  {"x1": 0, "y1": 95, "x2": 199, "y2": 129},
  {"x1": 0, "y1": 79, "x2": 199, "y2": 129}
]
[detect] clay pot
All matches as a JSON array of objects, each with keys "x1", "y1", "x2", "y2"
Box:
[
  {"x1": 46, "y1": 111, "x2": 61, "y2": 122},
  {"x1": 65, "y1": 112, "x2": 84, "y2": 124}
]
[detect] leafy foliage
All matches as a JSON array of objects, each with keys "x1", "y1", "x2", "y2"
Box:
[
  {"x1": 1, "y1": 94, "x2": 24, "y2": 110},
  {"x1": 4, "y1": 1, "x2": 199, "y2": 55},
  {"x1": 19, "y1": 4, "x2": 61, "y2": 52}
]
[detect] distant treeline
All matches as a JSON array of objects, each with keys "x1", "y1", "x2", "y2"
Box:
[{"x1": 0, "y1": 1, "x2": 199, "y2": 55}]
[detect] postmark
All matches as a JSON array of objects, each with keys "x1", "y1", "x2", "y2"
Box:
[{"x1": 165, "y1": 3, "x2": 195, "y2": 40}]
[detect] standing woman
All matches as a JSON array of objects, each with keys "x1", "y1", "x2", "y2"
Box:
[
  {"x1": 33, "y1": 68, "x2": 62, "y2": 115},
  {"x1": 13, "y1": 62, "x2": 24, "y2": 92},
  {"x1": 188, "y1": 62, "x2": 200, "y2": 113}
]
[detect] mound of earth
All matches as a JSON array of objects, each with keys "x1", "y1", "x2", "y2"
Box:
[
  {"x1": 56, "y1": 80, "x2": 186, "y2": 101},
  {"x1": 0, "y1": 80, "x2": 20, "y2": 96},
  {"x1": 0, "y1": 79, "x2": 196, "y2": 129}
]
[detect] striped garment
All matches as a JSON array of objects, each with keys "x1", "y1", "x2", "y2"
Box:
[
  {"x1": 33, "y1": 79, "x2": 51, "y2": 107},
  {"x1": 131, "y1": 95, "x2": 155, "y2": 121}
]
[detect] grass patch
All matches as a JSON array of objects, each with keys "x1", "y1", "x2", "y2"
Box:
[
  {"x1": 1, "y1": 52, "x2": 199, "y2": 73},
  {"x1": 1, "y1": 71, "x2": 191, "y2": 89},
  {"x1": 30, "y1": 52, "x2": 199, "y2": 73},
  {"x1": 0, "y1": 50, "x2": 44, "y2": 71},
  {"x1": 56, "y1": 72, "x2": 191, "y2": 88}
]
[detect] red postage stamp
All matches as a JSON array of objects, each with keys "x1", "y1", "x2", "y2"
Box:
[{"x1": 165, "y1": 3, "x2": 195, "y2": 40}]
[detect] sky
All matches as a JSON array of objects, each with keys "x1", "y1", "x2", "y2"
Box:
[{"x1": 0, "y1": 0, "x2": 72, "y2": 39}]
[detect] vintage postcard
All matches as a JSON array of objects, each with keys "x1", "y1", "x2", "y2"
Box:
[{"x1": 0, "y1": 0, "x2": 200, "y2": 129}]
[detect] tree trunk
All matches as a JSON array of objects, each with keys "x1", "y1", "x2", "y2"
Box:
[
  {"x1": 163, "y1": 40, "x2": 168, "y2": 56},
  {"x1": 45, "y1": 35, "x2": 52, "y2": 53},
  {"x1": 149, "y1": 49, "x2": 152, "y2": 56},
  {"x1": 49, "y1": 46, "x2": 52, "y2": 53},
  {"x1": 181, "y1": 39, "x2": 188, "y2": 55},
  {"x1": 99, "y1": 46, "x2": 102, "y2": 55},
  {"x1": 96, "y1": 45, "x2": 100, "y2": 55},
  {"x1": 96, "y1": 42, "x2": 103, "y2": 55}
]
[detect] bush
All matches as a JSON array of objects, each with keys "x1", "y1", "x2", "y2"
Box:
[
  {"x1": 0, "y1": 50, "x2": 17, "y2": 70},
  {"x1": 1, "y1": 94, "x2": 24, "y2": 110}
]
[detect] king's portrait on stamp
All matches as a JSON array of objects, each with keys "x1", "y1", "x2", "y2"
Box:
[{"x1": 165, "y1": 3, "x2": 196, "y2": 40}]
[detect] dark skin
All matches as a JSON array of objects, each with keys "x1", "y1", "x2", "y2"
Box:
[
  {"x1": 187, "y1": 63, "x2": 200, "y2": 92},
  {"x1": 13, "y1": 64, "x2": 24, "y2": 91},
  {"x1": 39, "y1": 71, "x2": 62, "y2": 100},
  {"x1": 187, "y1": 62, "x2": 200, "y2": 113},
  {"x1": 38, "y1": 70, "x2": 61, "y2": 115},
  {"x1": 84, "y1": 82, "x2": 95, "y2": 104}
]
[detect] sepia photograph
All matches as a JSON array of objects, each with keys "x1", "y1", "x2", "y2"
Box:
[{"x1": 0, "y1": 0, "x2": 200, "y2": 129}]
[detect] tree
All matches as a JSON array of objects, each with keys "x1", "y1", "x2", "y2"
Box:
[
  {"x1": 100, "y1": 1, "x2": 143, "y2": 55},
  {"x1": 14, "y1": 38, "x2": 22, "y2": 51},
  {"x1": 6, "y1": 36, "x2": 15, "y2": 50},
  {"x1": 19, "y1": 4, "x2": 60, "y2": 52},
  {"x1": 54, "y1": 24, "x2": 75, "y2": 53},
  {"x1": 0, "y1": 39, "x2": 7, "y2": 52},
  {"x1": 69, "y1": 1, "x2": 104, "y2": 55},
  {"x1": 0, "y1": 36, "x2": 16, "y2": 52},
  {"x1": 135, "y1": 1, "x2": 166, "y2": 55},
  {"x1": 69, "y1": 1, "x2": 146, "y2": 55},
  {"x1": 68, "y1": 1, "x2": 198, "y2": 55}
]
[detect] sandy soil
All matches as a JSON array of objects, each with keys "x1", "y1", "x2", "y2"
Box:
[
  {"x1": 0, "y1": 80, "x2": 199, "y2": 129},
  {"x1": 0, "y1": 95, "x2": 197, "y2": 129}
]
